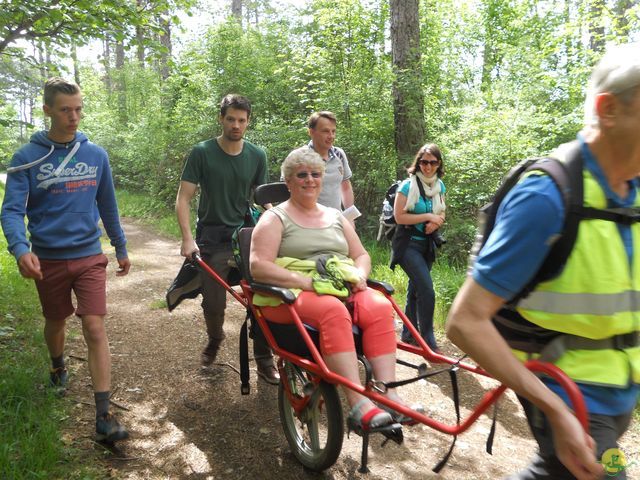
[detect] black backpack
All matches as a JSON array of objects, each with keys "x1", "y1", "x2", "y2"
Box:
[
  {"x1": 378, "y1": 180, "x2": 402, "y2": 241},
  {"x1": 379, "y1": 178, "x2": 447, "y2": 245},
  {"x1": 469, "y1": 152, "x2": 579, "y2": 299},
  {"x1": 472, "y1": 141, "x2": 640, "y2": 350}
]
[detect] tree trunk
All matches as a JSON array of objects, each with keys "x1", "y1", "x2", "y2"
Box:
[
  {"x1": 35, "y1": 42, "x2": 49, "y2": 129},
  {"x1": 588, "y1": 0, "x2": 605, "y2": 54},
  {"x1": 115, "y1": 40, "x2": 127, "y2": 122},
  {"x1": 136, "y1": 26, "x2": 146, "y2": 66},
  {"x1": 45, "y1": 46, "x2": 54, "y2": 77},
  {"x1": 115, "y1": 40, "x2": 125, "y2": 69},
  {"x1": 136, "y1": 0, "x2": 146, "y2": 66},
  {"x1": 70, "y1": 42, "x2": 81, "y2": 85},
  {"x1": 563, "y1": 0, "x2": 573, "y2": 77},
  {"x1": 480, "y1": 0, "x2": 503, "y2": 95},
  {"x1": 19, "y1": 96, "x2": 26, "y2": 140},
  {"x1": 158, "y1": 15, "x2": 172, "y2": 80},
  {"x1": 614, "y1": 0, "x2": 635, "y2": 40},
  {"x1": 37, "y1": 41, "x2": 47, "y2": 86},
  {"x1": 232, "y1": 0, "x2": 242, "y2": 20},
  {"x1": 103, "y1": 35, "x2": 112, "y2": 94},
  {"x1": 390, "y1": 0, "x2": 425, "y2": 172},
  {"x1": 481, "y1": 27, "x2": 495, "y2": 93}
]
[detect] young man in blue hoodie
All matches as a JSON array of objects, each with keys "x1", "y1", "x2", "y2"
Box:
[{"x1": 1, "y1": 77, "x2": 130, "y2": 443}]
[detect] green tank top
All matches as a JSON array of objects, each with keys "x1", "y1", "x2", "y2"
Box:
[{"x1": 271, "y1": 205, "x2": 349, "y2": 261}]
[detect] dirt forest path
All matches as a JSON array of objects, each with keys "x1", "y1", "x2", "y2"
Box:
[{"x1": 61, "y1": 217, "x2": 638, "y2": 480}]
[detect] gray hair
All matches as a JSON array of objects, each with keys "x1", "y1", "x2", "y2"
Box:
[
  {"x1": 281, "y1": 147, "x2": 325, "y2": 180},
  {"x1": 585, "y1": 42, "x2": 640, "y2": 126}
]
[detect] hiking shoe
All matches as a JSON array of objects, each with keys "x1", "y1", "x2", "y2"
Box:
[
  {"x1": 96, "y1": 413, "x2": 129, "y2": 443},
  {"x1": 256, "y1": 360, "x2": 280, "y2": 385},
  {"x1": 201, "y1": 338, "x2": 222, "y2": 367},
  {"x1": 49, "y1": 367, "x2": 68, "y2": 388}
]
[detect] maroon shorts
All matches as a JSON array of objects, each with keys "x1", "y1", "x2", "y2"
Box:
[{"x1": 35, "y1": 253, "x2": 108, "y2": 321}]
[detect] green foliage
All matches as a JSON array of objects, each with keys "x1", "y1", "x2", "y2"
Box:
[
  {"x1": 437, "y1": 216, "x2": 477, "y2": 269},
  {"x1": 81, "y1": 0, "x2": 603, "y2": 270},
  {"x1": 115, "y1": 189, "x2": 182, "y2": 239},
  {"x1": 5, "y1": 0, "x2": 639, "y2": 282},
  {"x1": 0, "y1": 102, "x2": 22, "y2": 165},
  {"x1": 0, "y1": 0, "x2": 195, "y2": 54},
  {"x1": 84, "y1": 4, "x2": 400, "y2": 219},
  {"x1": 0, "y1": 183, "x2": 103, "y2": 479},
  {"x1": 367, "y1": 240, "x2": 409, "y2": 306},
  {"x1": 149, "y1": 298, "x2": 168, "y2": 310},
  {"x1": 431, "y1": 258, "x2": 466, "y2": 327}
]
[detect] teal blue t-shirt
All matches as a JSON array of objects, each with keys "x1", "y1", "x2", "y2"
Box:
[{"x1": 398, "y1": 177, "x2": 446, "y2": 237}]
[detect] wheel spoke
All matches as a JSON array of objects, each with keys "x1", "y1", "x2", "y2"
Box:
[
  {"x1": 278, "y1": 365, "x2": 344, "y2": 472},
  {"x1": 306, "y1": 393, "x2": 322, "y2": 450}
]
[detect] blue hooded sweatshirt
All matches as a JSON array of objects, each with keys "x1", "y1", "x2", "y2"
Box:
[{"x1": 1, "y1": 131, "x2": 127, "y2": 261}]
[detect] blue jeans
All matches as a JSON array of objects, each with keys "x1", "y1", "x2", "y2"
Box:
[
  {"x1": 403, "y1": 279, "x2": 417, "y2": 339},
  {"x1": 397, "y1": 239, "x2": 438, "y2": 351}
]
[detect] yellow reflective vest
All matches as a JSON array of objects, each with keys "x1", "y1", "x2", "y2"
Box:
[{"x1": 514, "y1": 164, "x2": 640, "y2": 388}]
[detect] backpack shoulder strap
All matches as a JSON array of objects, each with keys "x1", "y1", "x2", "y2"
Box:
[
  {"x1": 514, "y1": 141, "x2": 583, "y2": 299},
  {"x1": 416, "y1": 176, "x2": 428, "y2": 200},
  {"x1": 416, "y1": 176, "x2": 443, "y2": 202},
  {"x1": 496, "y1": 143, "x2": 640, "y2": 345},
  {"x1": 332, "y1": 146, "x2": 347, "y2": 165},
  {"x1": 473, "y1": 156, "x2": 561, "y2": 258}
]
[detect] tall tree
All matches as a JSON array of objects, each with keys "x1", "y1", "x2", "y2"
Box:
[
  {"x1": 136, "y1": 0, "x2": 147, "y2": 66},
  {"x1": 102, "y1": 35, "x2": 113, "y2": 94},
  {"x1": 232, "y1": 0, "x2": 243, "y2": 20},
  {"x1": 158, "y1": 14, "x2": 172, "y2": 79},
  {"x1": 588, "y1": 0, "x2": 606, "y2": 54},
  {"x1": 115, "y1": 39, "x2": 127, "y2": 122},
  {"x1": 70, "y1": 43, "x2": 80, "y2": 85},
  {"x1": 613, "y1": 0, "x2": 635, "y2": 40},
  {"x1": 480, "y1": 0, "x2": 501, "y2": 94},
  {"x1": 479, "y1": 0, "x2": 519, "y2": 95},
  {"x1": 35, "y1": 42, "x2": 46, "y2": 128},
  {"x1": 115, "y1": 41, "x2": 125, "y2": 70},
  {"x1": 390, "y1": 0, "x2": 425, "y2": 169}
]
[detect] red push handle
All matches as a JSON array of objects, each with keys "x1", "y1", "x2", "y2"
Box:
[{"x1": 192, "y1": 253, "x2": 247, "y2": 307}]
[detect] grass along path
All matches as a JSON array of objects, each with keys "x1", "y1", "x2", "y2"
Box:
[{"x1": 0, "y1": 181, "x2": 104, "y2": 479}]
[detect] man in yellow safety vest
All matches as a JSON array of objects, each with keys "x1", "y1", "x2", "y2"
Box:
[{"x1": 447, "y1": 43, "x2": 640, "y2": 480}]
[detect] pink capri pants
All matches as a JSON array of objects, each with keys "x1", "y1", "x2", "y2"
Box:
[{"x1": 260, "y1": 288, "x2": 396, "y2": 358}]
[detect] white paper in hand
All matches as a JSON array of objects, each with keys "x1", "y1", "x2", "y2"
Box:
[{"x1": 342, "y1": 205, "x2": 362, "y2": 221}]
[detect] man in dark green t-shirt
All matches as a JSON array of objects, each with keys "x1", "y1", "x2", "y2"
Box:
[{"x1": 176, "y1": 94, "x2": 278, "y2": 384}]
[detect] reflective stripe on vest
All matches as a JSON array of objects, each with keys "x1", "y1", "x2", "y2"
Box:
[
  {"x1": 513, "y1": 347, "x2": 640, "y2": 385},
  {"x1": 515, "y1": 167, "x2": 640, "y2": 387}
]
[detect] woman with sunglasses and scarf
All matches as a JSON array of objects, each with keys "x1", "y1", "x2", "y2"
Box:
[{"x1": 391, "y1": 143, "x2": 446, "y2": 353}]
